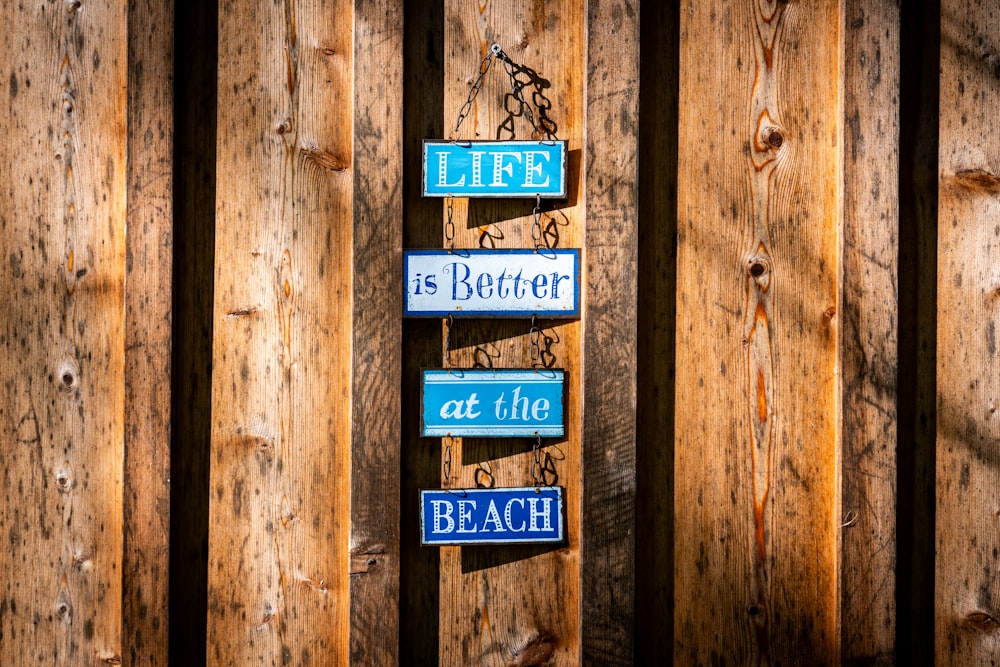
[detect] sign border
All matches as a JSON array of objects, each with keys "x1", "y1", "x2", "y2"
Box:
[
  {"x1": 403, "y1": 248, "x2": 581, "y2": 319},
  {"x1": 420, "y1": 368, "x2": 566, "y2": 438},
  {"x1": 419, "y1": 486, "x2": 566, "y2": 546},
  {"x1": 422, "y1": 139, "x2": 568, "y2": 198}
]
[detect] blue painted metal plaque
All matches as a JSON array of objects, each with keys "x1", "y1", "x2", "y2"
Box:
[
  {"x1": 403, "y1": 249, "x2": 580, "y2": 318},
  {"x1": 421, "y1": 369, "x2": 564, "y2": 437},
  {"x1": 422, "y1": 140, "x2": 567, "y2": 198},
  {"x1": 420, "y1": 486, "x2": 565, "y2": 545}
]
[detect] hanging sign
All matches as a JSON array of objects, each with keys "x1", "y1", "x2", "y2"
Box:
[
  {"x1": 404, "y1": 248, "x2": 579, "y2": 318},
  {"x1": 423, "y1": 140, "x2": 567, "y2": 198},
  {"x1": 421, "y1": 369, "x2": 564, "y2": 437},
  {"x1": 420, "y1": 486, "x2": 564, "y2": 545}
]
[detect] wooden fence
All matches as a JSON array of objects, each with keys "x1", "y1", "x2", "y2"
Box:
[{"x1": 0, "y1": 0, "x2": 996, "y2": 664}]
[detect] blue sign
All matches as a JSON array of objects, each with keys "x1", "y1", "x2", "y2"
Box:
[
  {"x1": 422, "y1": 140, "x2": 567, "y2": 198},
  {"x1": 421, "y1": 369, "x2": 564, "y2": 437},
  {"x1": 403, "y1": 249, "x2": 580, "y2": 318},
  {"x1": 420, "y1": 487, "x2": 564, "y2": 545}
]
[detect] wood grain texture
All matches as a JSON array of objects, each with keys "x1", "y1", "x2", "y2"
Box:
[
  {"x1": 581, "y1": 0, "x2": 639, "y2": 664},
  {"x1": 207, "y1": 0, "x2": 352, "y2": 663},
  {"x1": 0, "y1": 0, "x2": 127, "y2": 664},
  {"x1": 124, "y1": 0, "x2": 173, "y2": 663},
  {"x1": 348, "y1": 0, "x2": 403, "y2": 663},
  {"x1": 439, "y1": 1, "x2": 584, "y2": 663},
  {"x1": 935, "y1": 1, "x2": 1000, "y2": 664},
  {"x1": 399, "y1": 0, "x2": 444, "y2": 661},
  {"x1": 839, "y1": 1, "x2": 899, "y2": 663},
  {"x1": 675, "y1": 2, "x2": 840, "y2": 663}
]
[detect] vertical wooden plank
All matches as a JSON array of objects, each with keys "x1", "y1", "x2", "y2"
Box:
[
  {"x1": 170, "y1": 0, "x2": 216, "y2": 661},
  {"x1": 0, "y1": 0, "x2": 127, "y2": 664},
  {"x1": 636, "y1": 0, "x2": 679, "y2": 662},
  {"x1": 399, "y1": 0, "x2": 444, "y2": 661},
  {"x1": 348, "y1": 0, "x2": 402, "y2": 663},
  {"x1": 207, "y1": 0, "x2": 353, "y2": 663},
  {"x1": 675, "y1": 1, "x2": 840, "y2": 663},
  {"x1": 935, "y1": 1, "x2": 1000, "y2": 664},
  {"x1": 581, "y1": 0, "x2": 639, "y2": 664},
  {"x1": 124, "y1": 0, "x2": 173, "y2": 663},
  {"x1": 839, "y1": 1, "x2": 899, "y2": 663},
  {"x1": 897, "y1": 2, "x2": 939, "y2": 665},
  {"x1": 438, "y1": 1, "x2": 584, "y2": 663}
]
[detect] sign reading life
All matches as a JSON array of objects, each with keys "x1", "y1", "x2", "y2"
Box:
[
  {"x1": 420, "y1": 487, "x2": 564, "y2": 545},
  {"x1": 423, "y1": 140, "x2": 567, "y2": 198},
  {"x1": 404, "y1": 249, "x2": 579, "y2": 318},
  {"x1": 421, "y1": 369, "x2": 564, "y2": 437}
]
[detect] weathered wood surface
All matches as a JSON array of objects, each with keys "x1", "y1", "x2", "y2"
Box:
[
  {"x1": 675, "y1": 2, "x2": 840, "y2": 663},
  {"x1": 399, "y1": 0, "x2": 444, "y2": 662},
  {"x1": 207, "y1": 0, "x2": 353, "y2": 663},
  {"x1": 935, "y1": 1, "x2": 1000, "y2": 664},
  {"x1": 581, "y1": 0, "x2": 639, "y2": 663},
  {"x1": 0, "y1": 0, "x2": 127, "y2": 664},
  {"x1": 123, "y1": 0, "x2": 174, "y2": 664},
  {"x1": 348, "y1": 0, "x2": 403, "y2": 664},
  {"x1": 839, "y1": 1, "x2": 900, "y2": 663},
  {"x1": 636, "y1": 0, "x2": 678, "y2": 662},
  {"x1": 438, "y1": 1, "x2": 584, "y2": 663}
]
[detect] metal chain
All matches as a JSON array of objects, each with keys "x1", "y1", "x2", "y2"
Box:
[
  {"x1": 531, "y1": 434, "x2": 544, "y2": 486},
  {"x1": 449, "y1": 45, "x2": 499, "y2": 140},
  {"x1": 495, "y1": 48, "x2": 545, "y2": 139},
  {"x1": 529, "y1": 315, "x2": 541, "y2": 366},
  {"x1": 531, "y1": 194, "x2": 543, "y2": 249},
  {"x1": 444, "y1": 314, "x2": 453, "y2": 368},
  {"x1": 445, "y1": 198, "x2": 456, "y2": 250},
  {"x1": 443, "y1": 442, "x2": 452, "y2": 484}
]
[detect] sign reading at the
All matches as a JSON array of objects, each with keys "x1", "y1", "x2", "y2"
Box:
[
  {"x1": 404, "y1": 249, "x2": 579, "y2": 318},
  {"x1": 420, "y1": 486, "x2": 564, "y2": 545},
  {"x1": 423, "y1": 140, "x2": 567, "y2": 198},
  {"x1": 421, "y1": 369, "x2": 564, "y2": 437}
]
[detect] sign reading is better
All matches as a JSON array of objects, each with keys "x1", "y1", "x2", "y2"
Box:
[
  {"x1": 423, "y1": 140, "x2": 567, "y2": 198},
  {"x1": 404, "y1": 249, "x2": 579, "y2": 318}
]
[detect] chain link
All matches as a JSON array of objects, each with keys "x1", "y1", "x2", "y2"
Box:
[
  {"x1": 444, "y1": 314, "x2": 453, "y2": 368},
  {"x1": 443, "y1": 442, "x2": 452, "y2": 484},
  {"x1": 529, "y1": 315, "x2": 541, "y2": 366},
  {"x1": 495, "y1": 48, "x2": 545, "y2": 139},
  {"x1": 445, "y1": 198, "x2": 456, "y2": 250},
  {"x1": 531, "y1": 434, "x2": 544, "y2": 486},
  {"x1": 449, "y1": 45, "x2": 499, "y2": 140},
  {"x1": 531, "y1": 194, "x2": 543, "y2": 249}
]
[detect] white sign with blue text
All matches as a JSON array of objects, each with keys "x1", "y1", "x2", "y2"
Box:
[
  {"x1": 420, "y1": 486, "x2": 564, "y2": 545},
  {"x1": 422, "y1": 140, "x2": 567, "y2": 198},
  {"x1": 421, "y1": 369, "x2": 564, "y2": 437},
  {"x1": 404, "y1": 249, "x2": 579, "y2": 318}
]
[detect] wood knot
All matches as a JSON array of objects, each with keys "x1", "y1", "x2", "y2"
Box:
[
  {"x1": 301, "y1": 145, "x2": 348, "y2": 172},
  {"x1": 765, "y1": 129, "x2": 784, "y2": 148},
  {"x1": 965, "y1": 611, "x2": 1000, "y2": 634},
  {"x1": 748, "y1": 604, "x2": 763, "y2": 617},
  {"x1": 952, "y1": 168, "x2": 1000, "y2": 194},
  {"x1": 56, "y1": 464, "x2": 74, "y2": 493},
  {"x1": 56, "y1": 357, "x2": 80, "y2": 393},
  {"x1": 511, "y1": 633, "x2": 555, "y2": 666}
]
